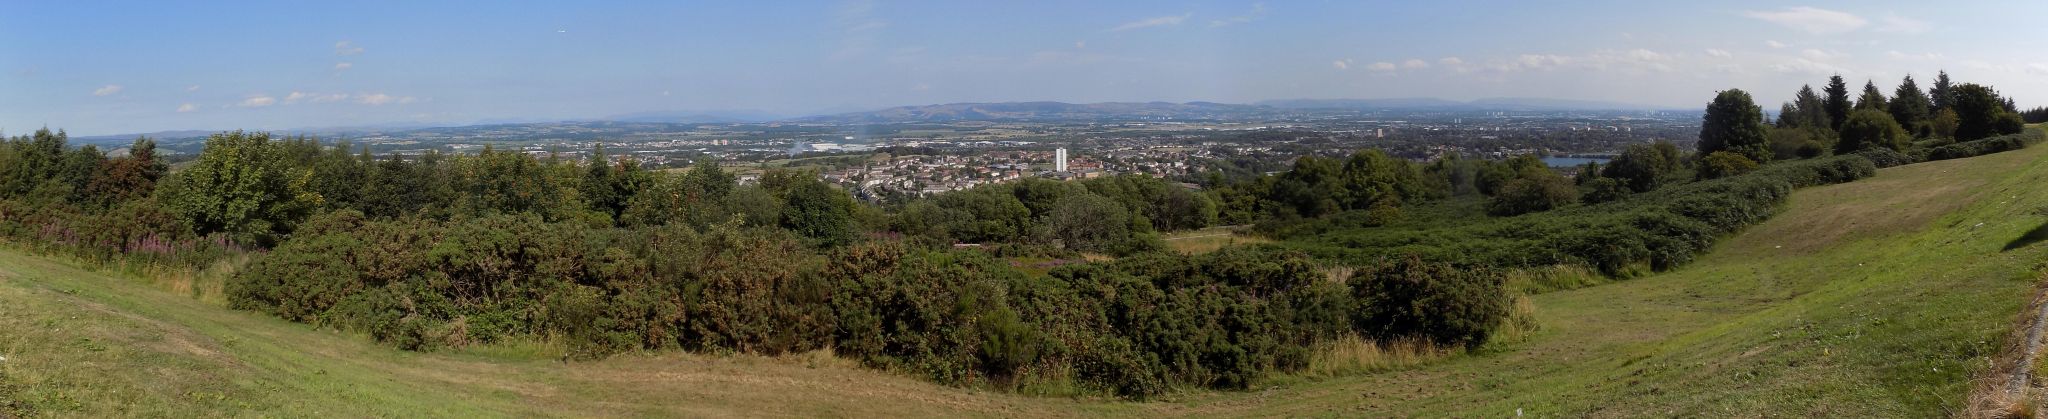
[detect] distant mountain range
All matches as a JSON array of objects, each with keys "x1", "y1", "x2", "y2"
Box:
[{"x1": 72, "y1": 97, "x2": 1685, "y2": 142}]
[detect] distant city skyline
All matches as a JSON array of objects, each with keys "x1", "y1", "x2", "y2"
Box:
[{"x1": 4, "y1": 0, "x2": 2047, "y2": 135}]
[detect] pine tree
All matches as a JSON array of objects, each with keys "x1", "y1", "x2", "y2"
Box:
[
  {"x1": 1889, "y1": 75, "x2": 1931, "y2": 134},
  {"x1": 1855, "y1": 80, "x2": 1887, "y2": 111},
  {"x1": 1929, "y1": 70, "x2": 1955, "y2": 113},
  {"x1": 1823, "y1": 75, "x2": 1851, "y2": 131}
]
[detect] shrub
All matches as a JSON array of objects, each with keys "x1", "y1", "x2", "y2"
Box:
[
  {"x1": 1348, "y1": 255, "x2": 1510, "y2": 349},
  {"x1": 1696, "y1": 151, "x2": 1759, "y2": 180}
]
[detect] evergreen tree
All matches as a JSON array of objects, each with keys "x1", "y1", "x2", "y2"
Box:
[
  {"x1": 1792, "y1": 85, "x2": 1830, "y2": 129},
  {"x1": 1929, "y1": 70, "x2": 1955, "y2": 113},
  {"x1": 1823, "y1": 75, "x2": 1851, "y2": 131},
  {"x1": 1889, "y1": 75, "x2": 1932, "y2": 134},
  {"x1": 1854, "y1": 80, "x2": 1887, "y2": 111}
]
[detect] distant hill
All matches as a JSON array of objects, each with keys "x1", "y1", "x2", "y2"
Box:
[
  {"x1": 605, "y1": 110, "x2": 788, "y2": 124},
  {"x1": 1259, "y1": 97, "x2": 1666, "y2": 111},
  {"x1": 798, "y1": 101, "x2": 1273, "y2": 123}
]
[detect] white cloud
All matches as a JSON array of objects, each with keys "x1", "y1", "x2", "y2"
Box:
[
  {"x1": 1111, "y1": 13, "x2": 1190, "y2": 31},
  {"x1": 1770, "y1": 58, "x2": 1851, "y2": 75},
  {"x1": 2030, "y1": 63, "x2": 2048, "y2": 75},
  {"x1": 1800, "y1": 49, "x2": 1843, "y2": 61},
  {"x1": 1366, "y1": 61, "x2": 1397, "y2": 71},
  {"x1": 355, "y1": 93, "x2": 417, "y2": 105},
  {"x1": 1401, "y1": 59, "x2": 1429, "y2": 69},
  {"x1": 1075, "y1": 40, "x2": 1086, "y2": 49},
  {"x1": 1876, "y1": 13, "x2": 1930, "y2": 34},
  {"x1": 1438, "y1": 57, "x2": 1464, "y2": 66},
  {"x1": 92, "y1": 84, "x2": 123, "y2": 96},
  {"x1": 1765, "y1": 40, "x2": 1788, "y2": 49},
  {"x1": 1332, "y1": 59, "x2": 1351, "y2": 70},
  {"x1": 176, "y1": 103, "x2": 196, "y2": 113},
  {"x1": 334, "y1": 62, "x2": 353, "y2": 71},
  {"x1": 284, "y1": 91, "x2": 309, "y2": 104},
  {"x1": 1744, "y1": 7, "x2": 1868, "y2": 34},
  {"x1": 239, "y1": 95, "x2": 277, "y2": 107},
  {"x1": 1209, "y1": 3, "x2": 1266, "y2": 28},
  {"x1": 1886, "y1": 50, "x2": 1943, "y2": 60},
  {"x1": 1516, "y1": 54, "x2": 1571, "y2": 70},
  {"x1": 1705, "y1": 48, "x2": 1733, "y2": 58},
  {"x1": 334, "y1": 40, "x2": 364, "y2": 56},
  {"x1": 186, "y1": 85, "x2": 201, "y2": 92}
]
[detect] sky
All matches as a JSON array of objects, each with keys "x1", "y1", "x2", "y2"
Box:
[{"x1": 4, "y1": 0, "x2": 2047, "y2": 136}]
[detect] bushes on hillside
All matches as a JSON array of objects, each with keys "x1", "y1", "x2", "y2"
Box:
[
  {"x1": 1276, "y1": 155, "x2": 1877, "y2": 277},
  {"x1": 1926, "y1": 129, "x2": 2047, "y2": 162}
]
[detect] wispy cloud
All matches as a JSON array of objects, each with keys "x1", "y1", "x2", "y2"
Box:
[
  {"x1": 334, "y1": 40, "x2": 364, "y2": 56},
  {"x1": 1111, "y1": 13, "x2": 1190, "y2": 31},
  {"x1": 1705, "y1": 48, "x2": 1733, "y2": 58},
  {"x1": 334, "y1": 62, "x2": 353, "y2": 71},
  {"x1": 355, "y1": 93, "x2": 417, "y2": 105},
  {"x1": 1744, "y1": 7, "x2": 1867, "y2": 34},
  {"x1": 1765, "y1": 40, "x2": 1788, "y2": 49},
  {"x1": 1401, "y1": 59, "x2": 1429, "y2": 69},
  {"x1": 176, "y1": 103, "x2": 196, "y2": 113},
  {"x1": 1886, "y1": 50, "x2": 1943, "y2": 60},
  {"x1": 1332, "y1": 59, "x2": 1351, "y2": 70},
  {"x1": 1208, "y1": 3, "x2": 1265, "y2": 28},
  {"x1": 239, "y1": 95, "x2": 277, "y2": 107},
  {"x1": 831, "y1": 0, "x2": 888, "y2": 60},
  {"x1": 92, "y1": 84, "x2": 123, "y2": 96},
  {"x1": 185, "y1": 85, "x2": 201, "y2": 92},
  {"x1": 1365, "y1": 61, "x2": 1396, "y2": 72},
  {"x1": 1875, "y1": 13, "x2": 1930, "y2": 34}
]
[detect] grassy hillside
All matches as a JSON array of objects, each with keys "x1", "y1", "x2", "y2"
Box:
[{"x1": 5, "y1": 141, "x2": 2048, "y2": 416}]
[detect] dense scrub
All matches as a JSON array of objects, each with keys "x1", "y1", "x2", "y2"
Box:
[
  {"x1": 1270, "y1": 155, "x2": 1879, "y2": 276},
  {"x1": 1925, "y1": 128, "x2": 2047, "y2": 162},
  {"x1": 227, "y1": 211, "x2": 1506, "y2": 398}
]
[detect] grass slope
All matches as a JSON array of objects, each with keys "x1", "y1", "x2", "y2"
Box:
[{"x1": 4, "y1": 143, "x2": 2048, "y2": 416}]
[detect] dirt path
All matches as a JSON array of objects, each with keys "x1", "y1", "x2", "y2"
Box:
[{"x1": 1970, "y1": 272, "x2": 2048, "y2": 417}]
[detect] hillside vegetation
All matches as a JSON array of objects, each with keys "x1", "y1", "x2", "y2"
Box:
[{"x1": 6, "y1": 131, "x2": 2047, "y2": 416}]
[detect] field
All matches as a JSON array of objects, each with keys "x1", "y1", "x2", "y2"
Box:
[
  {"x1": 1161, "y1": 226, "x2": 1273, "y2": 254},
  {"x1": 5, "y1": 142, "x2": 2048, "y2": 416}
]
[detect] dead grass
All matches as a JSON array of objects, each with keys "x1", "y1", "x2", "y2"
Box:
[{"x1": 1304, "y1": 334, "x2": 1452, "y2": 377}]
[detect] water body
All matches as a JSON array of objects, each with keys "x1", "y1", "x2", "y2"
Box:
[{"x1": 1542, "y1": 156, "x2": 1611, "y2": 167}]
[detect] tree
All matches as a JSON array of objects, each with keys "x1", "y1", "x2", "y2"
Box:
[
  {"x1": 1766, "y1": 126, "x2": 1827, "y2": 160},
  {"x1": 1699, "y1": 89, "x2": 1771, "y2": 163},
  {"x1": 1044, "y1": 193, "x2": 1132, "y2": 252},
  {"x1": 1929, "y1": 109, "x2": 1961, "y2": 139},
  {"x1": 1601, "y1": 143, "x2": 1677, "y2": 192},
  {"x1": 1696, "y1": 151, "x2": 1758, "y2": 180},
  {"x1": 158, "y1": 131, "x2": 323, "y2": 245},
  {"x1": 779, "y1": 178, "x2": 856, "y2": 246},
  {"x1": 1953, "y1": 84, "x2": 2024, "y2": 141},
  {"x1": 1823, "y1": 75, "x2": 1851, "y2": 131},
  {"x1": 1929, "y1": 70, "x2": 1955, "y2": 113},
  {"x1": 1789, "y1": 85, "x2": 1830, "y2": 129},
  {"x1": 1854, "y1": 80, "x2": 1887, "y2": 111},
  {"x1": 1835, "y1": 109, "x2": 1908, "y2": 153},
  {"x1": 83, "y1": 137, "x2": 168, "y2": 206},
  {"x1": 1486, "y1": 165, "x2": 1578, "y2": 216},
  {"x1": 1889, "y1": 75, "x2": 1932, "y2": 136}
]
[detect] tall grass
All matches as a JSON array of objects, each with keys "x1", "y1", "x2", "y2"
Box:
[{"x1": 1304, "y1": 334, "x2": 1453, "y2": 377}]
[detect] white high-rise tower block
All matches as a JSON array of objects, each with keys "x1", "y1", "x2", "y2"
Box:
[{"x1": 1055, "y1": 148, "x2": 1068, "y2": 172}]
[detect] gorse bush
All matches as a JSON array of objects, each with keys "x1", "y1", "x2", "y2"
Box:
[{"x1": 228, "y1": 214, "x2": 1500, "y2": 399}]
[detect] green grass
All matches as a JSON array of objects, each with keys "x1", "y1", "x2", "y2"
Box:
[
  {"x1": 1162, "y1": 226, "x2": 1273, "y2": 255},
  {"x1": 5, "y1": 142, "x2": 2048, "y2": 416}
]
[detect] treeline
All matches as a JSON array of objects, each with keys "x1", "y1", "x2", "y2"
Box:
[{"x1": 891, "y1": 175, "x2": 1217, "y2": 255}]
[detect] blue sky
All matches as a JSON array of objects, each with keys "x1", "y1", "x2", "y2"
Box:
[{"x1": 4, "y1": 1, "x2": 2047, "y2": 135}]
